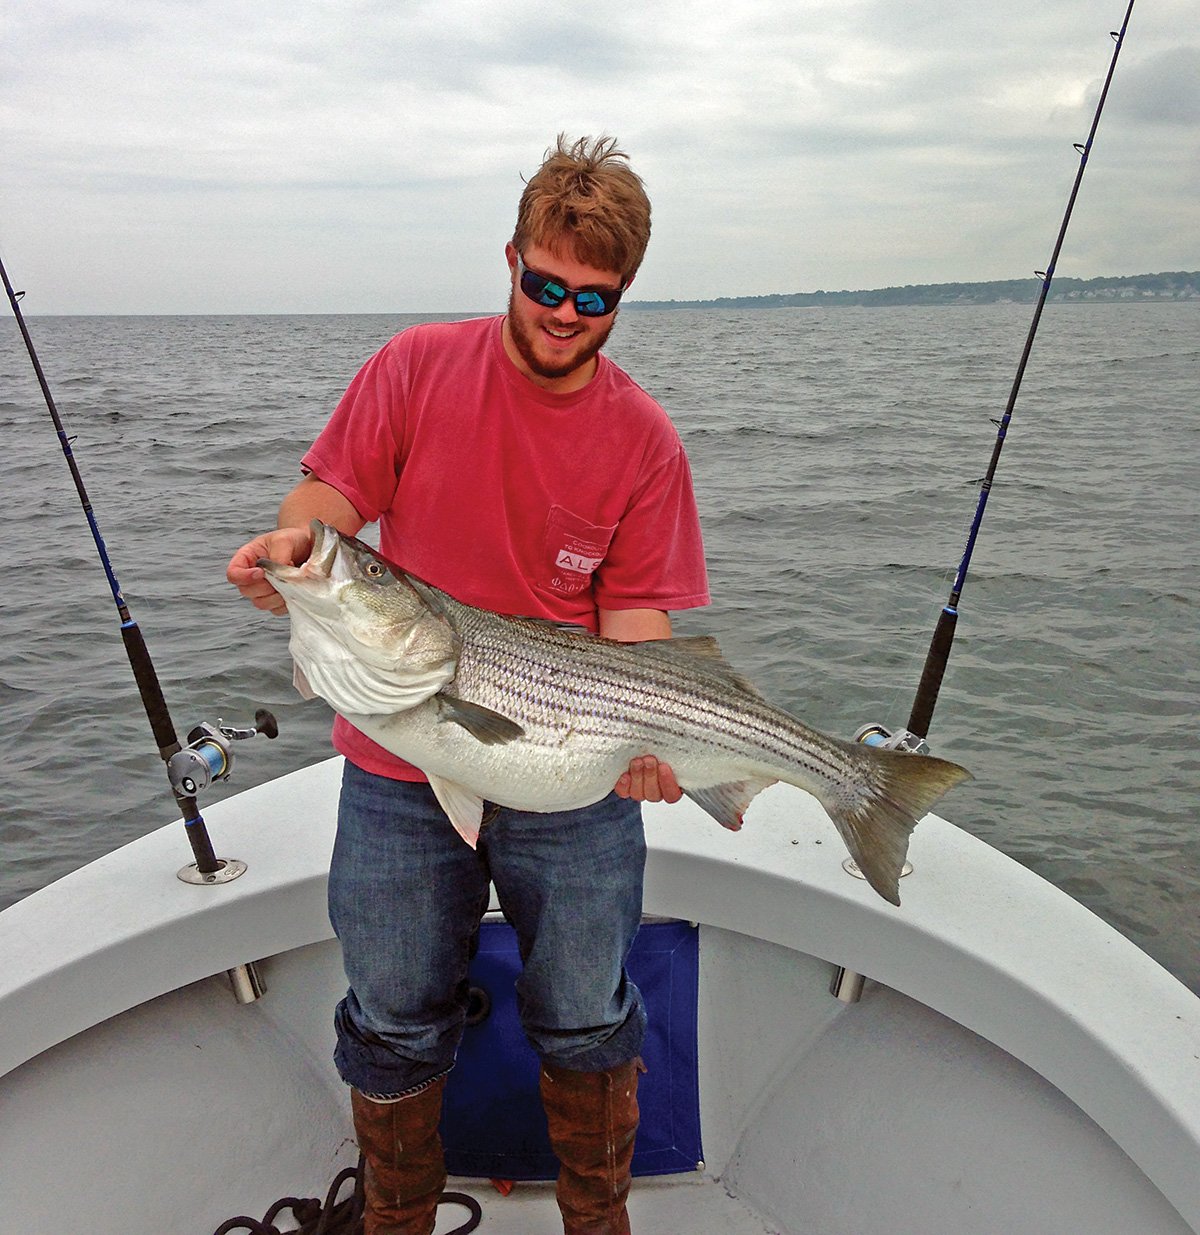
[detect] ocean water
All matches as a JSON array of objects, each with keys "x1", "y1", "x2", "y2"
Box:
[{"x1": 1, "y1": 303, "x2": 1197, "y2": 992}]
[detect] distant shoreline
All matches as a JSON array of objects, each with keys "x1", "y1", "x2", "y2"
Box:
[
  {"x1": 10, "y1": 271, "x2": 1198, "y2": 318},
  {"x1": 628, "y1": 270, "x2": 1200, "y2": 310}
]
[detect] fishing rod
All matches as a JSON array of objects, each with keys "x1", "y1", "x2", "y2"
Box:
[
  {"x1": 859, "y1": 0, "x2": 1136, "y2": 753},
  {"x1": 1, "y1": 255, "x2": 277, "y2": 885}
]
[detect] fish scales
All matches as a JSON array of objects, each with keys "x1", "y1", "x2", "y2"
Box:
[
  {"x1": 260, "y1": 523, "x2": 972, "y2": 905},
  {"x1": 403, "y1": 594, "x2": 871, "y2": 803},
  {"x1": 452, "y1": 605, "x2": 848, "y2": 784}
]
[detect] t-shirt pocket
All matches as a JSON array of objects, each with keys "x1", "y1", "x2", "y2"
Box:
[{"x1": 539, "y1": 505, "x2": 617, "y2": 597}]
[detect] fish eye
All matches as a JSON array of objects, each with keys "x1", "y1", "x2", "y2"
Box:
[{"x1": 364, "y1": 561, "x2": 385, "y2": 578}]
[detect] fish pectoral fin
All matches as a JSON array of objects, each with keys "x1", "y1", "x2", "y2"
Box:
[
  {"x1": 436, "y1": 694, "x2": 525, "y2": 746},
  {"x1": 426, "y1": 774, "x2": 485, "y2": 849},
  {"x1": 685, "y1": 777, "x2": 777, "y2": 831},
  {"x1": 292, "y1": 662, "x2": 318, "y2": 701}
]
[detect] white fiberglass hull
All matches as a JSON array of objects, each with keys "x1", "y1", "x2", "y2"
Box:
[{"x1": 1, "y1": 758, "x2": 1197, "y2": 1234}]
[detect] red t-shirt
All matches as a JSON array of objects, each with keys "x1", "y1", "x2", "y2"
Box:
[{"x1": 301, "y1": 314, "x2": 710, "y2": 779}]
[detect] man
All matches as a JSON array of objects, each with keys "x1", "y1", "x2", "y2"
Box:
[{"x1": 227, "y1": 134, "x2": 709, "y2": 1235}]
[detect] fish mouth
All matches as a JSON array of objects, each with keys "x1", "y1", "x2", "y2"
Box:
[
  {"x1": 305, "y1": 520, "x2": 340, "y2": 577},
  {"x1": 258, "y1": 519, "x2": 340, "y2": 582}
]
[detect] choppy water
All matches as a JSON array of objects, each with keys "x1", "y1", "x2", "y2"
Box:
[{"x1": 1, "y1": 304, "x2": 1196, "y2": 992}]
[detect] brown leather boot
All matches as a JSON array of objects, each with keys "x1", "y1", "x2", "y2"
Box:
[
  {"x1": 539, "y1": 1058, "x2": 642, "y2": 1235},
  {"x1": 350, "y1": 1078, "x2": 448, "y2": 1235}
]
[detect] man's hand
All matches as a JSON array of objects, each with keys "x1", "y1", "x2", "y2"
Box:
[
  {"x1": 228, "y1": 476, "x2": 366, "y2": 615},
  {"x1": 615, "y1": 754, "x2": 683, "y2": 804},
  {"x1": 225, "y1": 526, "x2": 314, "y2": 616}
]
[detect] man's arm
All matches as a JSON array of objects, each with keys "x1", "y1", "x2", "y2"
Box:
[
  {"x1": 277, "y1": 472, "x2": 366, "y2": 534},
  {"x1": 599, "y1": 607, "x2": 684, "y2": 805},
  {"x1": 598, "y1": 607, "x2": 672, "y2": 642},
  {"x1": 226, "y1": 475, "x2": 366, "y2": 615}
]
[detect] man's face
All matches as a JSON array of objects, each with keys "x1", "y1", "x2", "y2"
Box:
[{"x1": 502, "y1": 241, "x2": 626, "y2": 392}]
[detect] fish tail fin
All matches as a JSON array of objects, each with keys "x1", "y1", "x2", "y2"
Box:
[{"x1": 821, "y1": 743, "x2": 972, "y2": 906}]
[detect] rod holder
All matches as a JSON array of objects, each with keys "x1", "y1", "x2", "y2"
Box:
[
  {"x1": 178, "y1": 858, "x2": 247, "y2": 885},
  {"x1": 830, "y1": 967, "x2": 866, "y2": 1004},
  {"x1": 227, "y1": 962, "x2": 266, "y2": 1004},
  {"x1": 843, "y1": 857, "x2": 913, "y2": 882}
]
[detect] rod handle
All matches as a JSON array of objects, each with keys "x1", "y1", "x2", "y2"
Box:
[
  {"x1": 120, "y1": 618, "x2": 180, "y2": 757},
  {"x1": 907, "y1": 605, "x2": 957, "y2": 739},
  {"x1": 119, "y1": 619, "x2": 220, "y2": 874}
]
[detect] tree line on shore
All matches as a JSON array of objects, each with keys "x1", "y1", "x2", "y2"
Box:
[{"x1": 629, "y1": 271, "x2": 1200, "y2": 310}]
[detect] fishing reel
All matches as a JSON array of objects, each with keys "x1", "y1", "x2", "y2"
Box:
[
  {"x1": 167, "y1": 709, "x2": 279, "y2": 798},
  {"x1": 853, "y1": 723, "x2": 930, "y2": 756}
]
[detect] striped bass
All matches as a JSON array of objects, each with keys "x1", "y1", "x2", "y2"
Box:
[{"x1": 261, "y1": 521, "x2": 971, "y2": 905}]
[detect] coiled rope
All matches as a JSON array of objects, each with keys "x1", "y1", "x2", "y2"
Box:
[{"x1": 211, "y1": 1157, "x2": 483, "y2": 1235}]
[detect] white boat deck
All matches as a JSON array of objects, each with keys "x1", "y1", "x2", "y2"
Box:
[
  {"x1": 439, "y1": 1174, "x2": 778, "y2": 1234},
  {"x1": 2, "y1": 756, "x2": 1199, "y2": 1234}
]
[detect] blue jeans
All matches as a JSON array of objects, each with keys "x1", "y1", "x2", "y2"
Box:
[{"x1": 328, "y1": 761, "x2": 648, "y2": 1097}]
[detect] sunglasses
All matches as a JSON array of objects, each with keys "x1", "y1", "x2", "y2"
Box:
[{"x1": 515, "y1": 253, "x2": 627, "y2": 318}]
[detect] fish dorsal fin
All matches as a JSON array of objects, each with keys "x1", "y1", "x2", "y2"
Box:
[
  {"x1": 436, "y1": 694, "x2": 525, "y2": 745},
  {"x1": 519, "y1": 623, "x2": 766, "y2": 699},
  {"x1": 648, "y1": 635, "x2": 767, "y2": 698},
  {"x1": 664, "y1": 634, "x2": 727, "y2": 660},
  {"x1": 426, "y1": 773, "x2": 485, "y2": 849}
]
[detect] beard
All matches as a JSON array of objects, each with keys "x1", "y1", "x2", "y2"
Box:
[{"x1": 505, "y1": 289, "x2": 617, "y2": 382}]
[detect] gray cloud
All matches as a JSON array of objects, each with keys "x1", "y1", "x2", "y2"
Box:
[
  {"x1": 1, "y1": 0, "x2": 1195, "y2": 313},
  {"x1": 1116, "y1": 46, "x2": 1200, "y2": 123}
]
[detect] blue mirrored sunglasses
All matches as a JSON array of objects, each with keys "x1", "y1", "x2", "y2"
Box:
[{"x1": 516, "y1": 253, "x2": 627, "y2": 318}]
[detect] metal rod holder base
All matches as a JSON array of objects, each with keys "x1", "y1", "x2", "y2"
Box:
[
  {"x1": 842, "y1": 857, "x2": 913, "y2": 882},
  {"x1": 177, "y1": 858, "x2": 247, "y2": 885}
]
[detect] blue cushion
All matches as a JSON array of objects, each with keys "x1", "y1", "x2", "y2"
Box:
[{"x1": 440, "y1": 918, "x2": 702, "y2": 1180}]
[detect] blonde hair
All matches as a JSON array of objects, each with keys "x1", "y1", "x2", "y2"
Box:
[{"x1": 513, "y1": 134, "x2": 651, "y2": 281}]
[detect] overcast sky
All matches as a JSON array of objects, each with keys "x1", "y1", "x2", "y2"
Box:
[{"x1": 2, "y1": 0, "x2": 1196, "y2": 314}]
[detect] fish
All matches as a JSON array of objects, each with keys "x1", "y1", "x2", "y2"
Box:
[{"x1": 259, "y1": 521, "x2": 971, "y2": 905}]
